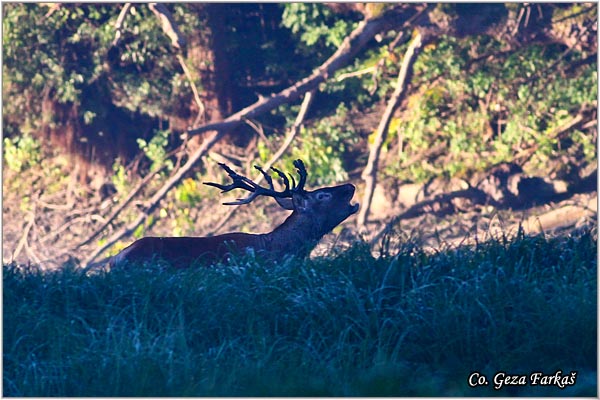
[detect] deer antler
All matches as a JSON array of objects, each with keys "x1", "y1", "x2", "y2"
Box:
[
  {"x1": 204, "y1": 159, "x2": 308, "y2": 206},
  {"x1": 293, "y1": 159, "x2": 307, "y2": 191}
]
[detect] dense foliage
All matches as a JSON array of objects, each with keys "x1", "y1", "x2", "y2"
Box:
[
  {"x1": 4, "y1": 229, "x2": 596, "y2": 396},
  {"x1": 388, "y1": 35, "x2": 597, "y2": 181},
  {"x1": 3, "y1": 4, "x2": 596, "y2": 182}
]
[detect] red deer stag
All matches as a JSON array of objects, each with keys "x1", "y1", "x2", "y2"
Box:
[{"x1": 110, "y1": 160, "x2": 359, "y2": 268}]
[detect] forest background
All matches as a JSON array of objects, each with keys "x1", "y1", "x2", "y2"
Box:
[
  {"x1": 2, "y1": 3, "x2": 597, "y2": 267},
  {"x1": 2, "y1": 3, "x2": 598, "y2": 397}
]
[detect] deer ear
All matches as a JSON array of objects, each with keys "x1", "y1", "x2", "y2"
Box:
[{"x1": 274, "y1": 197, "x2": 294, "y2": 210}]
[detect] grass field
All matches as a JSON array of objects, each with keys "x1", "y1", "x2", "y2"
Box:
[{"x1": 3, "y1": 228, "x2": 597, "y2": 396}]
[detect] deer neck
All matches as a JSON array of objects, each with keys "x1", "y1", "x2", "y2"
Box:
[{"x1": 264, "y1": 211, "x2": 325, "y2": 258}]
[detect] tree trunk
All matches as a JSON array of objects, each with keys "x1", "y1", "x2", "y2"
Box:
[{"x1": 356, "y1": 31, "x2": 426, "y2": 229}]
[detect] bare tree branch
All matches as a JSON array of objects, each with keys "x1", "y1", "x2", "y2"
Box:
[
  {"x1": 185, "y1": 5, "x2": 426, "y2": 138},
  {"x1": 177, "y1": 54, "x2": 206, "y2": 126},
  {"x1": 357, "y1": 31, "x2": 426, "y2": 229},
  {"x1": 515, "y1": 17, "x2": 595, "y2": 86},
  {"x1": 83, "y1": 130, "x2": 223, "y2": 266},
  {"x1": 74, "y1": 166, "x2": 164, "y2": 249},
  {"x1": 112, "y1": 3, "x2": 131, "y2": 47},
  {"x1": 268, "y1": 90, "x2": 316, "y2": 169},
  {"x1": 369, "y1": 187, "x2": 487, "y2": 246},
  {"x1": 147, "y1": 3, "x2": 205, "y2": 125},
  {"x1": 514, "y1": 107, "x2": 595, "y2": 165},
  {"x1": 335, "y1": 66, "x2": 378, "y2": 83},
  {"x1": 12, "y1": 209, "x2": 36, "y2": 262},
  {"x1": 148, "y1": 3, "x2": 186, "y2": 50}
]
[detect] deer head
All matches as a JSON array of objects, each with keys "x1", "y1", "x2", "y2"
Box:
[{"x1": 205, "y1": 159, "x2": 359, "y2": 256}]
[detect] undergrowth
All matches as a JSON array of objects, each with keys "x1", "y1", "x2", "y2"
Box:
[{"x1": 3, "y1": 229, "x2": 597, "y2": 396}]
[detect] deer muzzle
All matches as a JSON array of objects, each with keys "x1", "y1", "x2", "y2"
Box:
[{"x1": 340, "y1": 183, "x2": 359, "y2": 214}]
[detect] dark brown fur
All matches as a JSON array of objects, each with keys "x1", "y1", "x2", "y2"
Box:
[{"x1": 111, "y1": 183, "x2": 358, "y2": 268}]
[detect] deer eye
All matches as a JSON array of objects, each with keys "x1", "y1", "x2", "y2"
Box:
[{"x1": 316, "y1": 192, "x2": 331, "y2": 201}]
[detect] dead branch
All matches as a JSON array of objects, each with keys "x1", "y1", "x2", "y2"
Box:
[
  {"x1": 24, "y1": 240, "x2": 42, "y2": 267},
  {"x1": 12, "y1": 209, "x2": 36, "y2": 262},
  {"x1": 148, "y1": 3, "x2": 186, "y2": 50},
  {"x1": 243, "y1": 118, "x2": 271, "y2": 150},
  {"x1": 357, "y1": 31, "x2": 426, "y2": 229},
  {"x1": 177, "y1": 54, "x2": 206, "y2": 126},
  {"x1": 83, "y1": 130, "x2": 223, "y2": 266},
  {"x1": 515, "y1": 17, "x2": 595, "y2": 86},
  {"x1": 36, "y1": 197, "x2": 75, "y2": 211},
  {"x1": 517, "y1": 195, "x2": 597, "y2": 234},
  {"x1": 268, "y1": 90, "x2": 316, "y2": 168},
  {"x1": 112, "y1": 3, "x2": 132, "y2": 47},
  {"x1": 185, "y1": 5, "x2": 425, "y2": 139},
  {"x1": 443, "y1": 194, "x2": 598, "y2": 249},
  {"x1": 336, "y1": 66, "x2": 378, "y2": 82},
  {"x1": 40, "y1": 215, "x2": 89, "y2": 244},
  {"x1": 75, "y1": 166, "x2": 164, "y2": 249},
  {"x1": 369, "y1": 31, "x2": 406, "y2": 95},
  {"x1": 369, "y1": 187, "x2": 488, "y2": 246},
  {"x1": 147, "y1": 3, "x2": 204, "y2": 124},
  {"x1": 514, "y1": 108, "x2": 595, "y2": 165},
  {"x1": 41, "y1": 3, "x2": 62, "y2": 21}
]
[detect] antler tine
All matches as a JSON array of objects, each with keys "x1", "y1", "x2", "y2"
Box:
[
  {"x1": 270, "y1": 166, "x2": 291, "y2": 192},
  {"x1": 203, "y1": 163, "x2": 256, "y2": 193},
  {"x1": 293, "y1": 159, "x2": 308, "y2": 192},
  {"x1": 222, "y1": 191, "x2": 262, "y2": 206},
  {"x1": 203, "y1": 181, "x2": 253, "y2": 192},
  {"x1": 254, "y1": 165, "x2": 275, "y2": 190}
]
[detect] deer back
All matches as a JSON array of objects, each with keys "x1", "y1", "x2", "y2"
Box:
[{"x1": 110, "y1": 233, "x2": 266, "y2": 268}]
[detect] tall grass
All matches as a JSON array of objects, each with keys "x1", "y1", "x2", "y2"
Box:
[{"x1": 3, "y1": 228, "x2": 597, "y2": 396}]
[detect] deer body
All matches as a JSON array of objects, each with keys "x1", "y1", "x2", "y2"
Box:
[
  {"x1": 110, "y1": 233, "x2": 266, "y2": 269},
  {"x1": 110, "y1": 161, "x2": 358, "y2": 268}
]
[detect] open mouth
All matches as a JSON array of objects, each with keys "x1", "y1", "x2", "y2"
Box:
[{"x1": 343, "y1": 185, "x2": 359, "y2": 214}]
